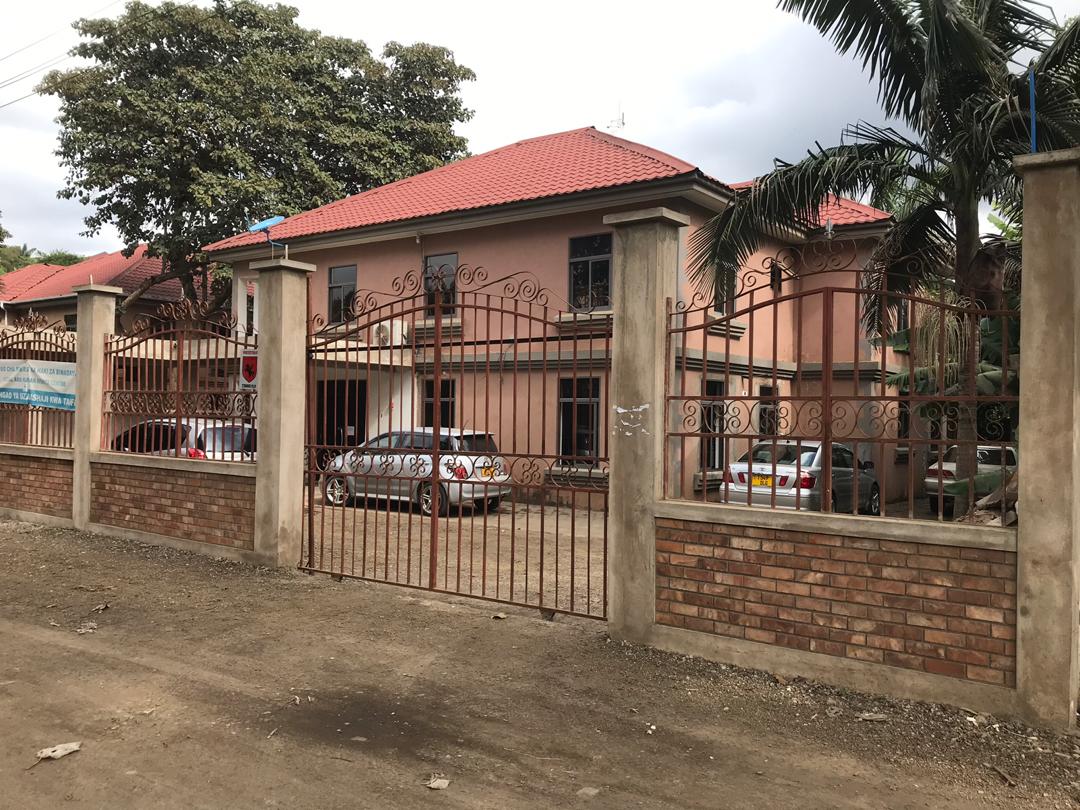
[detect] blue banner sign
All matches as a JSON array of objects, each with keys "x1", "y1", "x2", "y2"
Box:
[{"x1": 0, "y1": 359, "x2": 77, "y2": 411}]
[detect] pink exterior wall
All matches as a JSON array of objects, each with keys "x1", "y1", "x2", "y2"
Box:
[{"x1": 235, "y1": 196, "x2": 904, "y2": 506}]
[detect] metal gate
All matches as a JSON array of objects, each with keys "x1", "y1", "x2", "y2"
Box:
[{"x1": 301, "y1": 265, "x2": 609, "y2": 618}]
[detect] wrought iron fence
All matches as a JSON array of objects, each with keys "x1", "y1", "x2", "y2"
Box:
[
  {"x1": 303, "y1": 264, "x2": 609, "y2": 618},
  {"x1": 664, "y1": 240, "x2": 1020, "y2": 526},
  {"x1": 0, "y1": 313, "x2": 77, "y2": 448},
  {"x1": 102, "y1": 300, "x2": 258, "y2": 462}
]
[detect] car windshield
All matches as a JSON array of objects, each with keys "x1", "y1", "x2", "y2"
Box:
[
  {"x1": 458, "y1": 434, "x2": 498, "y2": 453},
  {"x1": 941, "y1": 446, "x2": 1015, "y2": 465},
  {"x1": 200, "y1": 426, "x2": 251, "y2": 454},
  {"x1": 739, "y1": 443, "x2": 818, "y2": 467}
]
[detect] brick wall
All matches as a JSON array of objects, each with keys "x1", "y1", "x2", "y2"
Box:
[
  {"x1": 656, "y1": 518, "x2": 1017, "y2": 686},
  {"x1": 90, "y1": 462, "x2": 255, "y2": 551},
  {"x1": 0, "y1": 452, "x2": 73, "y2": 519}
]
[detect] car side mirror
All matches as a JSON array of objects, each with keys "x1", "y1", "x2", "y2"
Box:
[{"x1": 860, "y1": 460, "x2": 874, "y2": 471}]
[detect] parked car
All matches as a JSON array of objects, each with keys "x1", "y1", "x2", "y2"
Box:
[
  {"x1": 716, "y1": 439, "x2": 880, "y2": 514},
  {"x1": 111, "y1": 418, "x2": 257, "y2": 461},
  {"x1": 323, "y1": 428, "x2": 512, "y2": 515},
  {"x1": 924, "y1": 444, "x2": 1018, "y2": 517}
]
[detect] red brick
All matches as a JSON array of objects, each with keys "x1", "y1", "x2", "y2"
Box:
[
  {"x1": 846, "y1": 646, "x2": 884, "y2": 663},
  {"x1": 924, "y1": 658, "x2": 967, "y2": 678},
  {"x1": 810, "y1": 639, "x2": 846, "y2": 657},
  {"x1": 966, "y1": 665, "x2": 1005, "y2": 685},
  {"x1": 883, "y1": 651, "x2": 925, "y2": 670},
  {"x1": 744, "y1": 628, "x2": 776, "y2": 644},
  {"x1": 964, "y1": 605, "x2": 1005, "y2": 623}
]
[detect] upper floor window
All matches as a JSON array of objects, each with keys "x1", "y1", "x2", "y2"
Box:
[
  {"x1": 713, "y1": 269, "x2": 737, "y2": 317},
  {"x1": 569, "y1": 234, "x2": 612, "y2": 311},
  {"x1": 328, "y1": 265, "x2": 357, "y2": 324},
  {"x1": 422, "y1": 378, "x2": 456, "y2": 428},
  {"x1": 424, "y1": 253, "x2": 458, "y2": 317}
]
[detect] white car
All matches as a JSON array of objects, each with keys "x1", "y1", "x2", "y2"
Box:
[
  {"x1": 925, "y1": 445, "x2": 1018, "y2": 516},
  {"x1": 323, "y1": 428, "x2": 511, "y2": 515}
]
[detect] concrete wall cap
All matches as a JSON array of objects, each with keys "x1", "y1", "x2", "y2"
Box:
[
  {"x1": 249, "y1": 257, "x2": 317, "y2": 274},
  {"x1": 72, "y1": 284, "x2": 124, "y2": 295},
  {"x1": 1013, "y1": 147, "x2": 1080, "y2": 173},
  {"x1": 603, "y1": 207, "x2": 691, "y2": 228}
]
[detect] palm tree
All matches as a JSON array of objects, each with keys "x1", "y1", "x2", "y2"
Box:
[
  {"x1": 692, "y1": 0, "x2": 1078, "y2": 302},
  {"x1": 689, "y1": 1, "x2": 1080, "y2": 515}
]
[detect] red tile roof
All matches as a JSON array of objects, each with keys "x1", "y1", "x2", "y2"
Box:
[
  {"x1": 0, "y1": 246, "x2": 183, "y2": 304},
  {"x1": 728, "y1": 181, "x2": 891, "y2": 228},
  {"x1": 204, "y1": 128, "x2": 892, "y2": 254},
  {"x1": 205, "y1": 127, "x2": 703, "y2": 253},
  {"x1": 0, "y1": 263, "x2": 67, "y2": 300}
]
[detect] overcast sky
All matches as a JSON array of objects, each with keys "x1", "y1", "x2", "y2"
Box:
[{"x1": 2, "y1": 0, "x2": 1079, "y2": 255}]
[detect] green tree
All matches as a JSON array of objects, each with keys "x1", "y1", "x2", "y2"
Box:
[
  {"x1": 40, "y1": 0, "x2": 475, "y2": 312},
  {"x1": 691, "y1": 1, "x2": 1078, "y2": 307},
  {"x1": 0, "y1": 212, "x2": 10, "y2": 244},
  {"x1": 689, "y1": 1, "x2": 1080, "y2": 515}
]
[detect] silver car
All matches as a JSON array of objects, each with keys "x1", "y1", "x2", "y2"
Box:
[
  {"x1": 111, "y1": 418, "x2": 256, "y2": 462},
  {"x1": 716, "y1": 439, "x2": 880, "y2": 514},
  {"x1": 323, "y1": 428, "x2": 512, "y2": 515}
]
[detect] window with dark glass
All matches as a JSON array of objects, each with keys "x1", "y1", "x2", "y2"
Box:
[
  {"x1": 424, "y1": 253, "x2": 458, "y2": 316},
  {"x1": 569, "y1": 234, "x2": 612, "y2": 311},
  {"x1": 328, "y1": 265, "x2": 357, "y2": 324},
  {"x1": 63, "y1": 313, "x2": 77, "y2": 332},
  {"x1": 701, "y1": 380, "x2": 726, "y2": 469},
  {"x1": 713, "y1": 270, "x2": 737, "y2": 316},
  {"x1": 558, "y1": 377, "x2": 601, "y2": 461},
  {"x1": 758, "y1": 385, "x2": 778, "y2": 436},
  {"x1": 245, "y1": 292, "x2": 255, "y2": 335},
  {"x1": 423, "y1": 379, "x2": 456, "y2": 428}
]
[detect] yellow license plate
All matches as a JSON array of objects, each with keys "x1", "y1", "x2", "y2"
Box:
[
  {"x1": 751, "y1": 474, "x2": 773, "y2": 488},
  {"x1": 481, "y1": 466, "x2": 495, "y2": 479}
]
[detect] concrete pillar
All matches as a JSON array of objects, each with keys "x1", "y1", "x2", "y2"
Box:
[
  {"x1": 604, "y1": 207, "x2": 689, "y2": 642},
  {"x1": 72, "y1": 285, "x2": 122, "y2": 529},
  {"x1": 251, "y1": 258, "x2": 314, "y2": 567},
  {"x1": 1013, "y1": 148, "x2": 1080, "y2": 730}
]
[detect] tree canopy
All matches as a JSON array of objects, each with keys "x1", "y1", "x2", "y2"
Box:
[
  {"x1": 690, "y1": 0, "x2": 1080, "y2": 316},
  {"x1": 40, "y1": 0, "x2": 475, "y2": 311}
]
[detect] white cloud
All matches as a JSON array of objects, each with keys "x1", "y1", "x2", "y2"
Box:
[{"x1": 1, "y1": 0, "x2": 1079, "y2": 253}]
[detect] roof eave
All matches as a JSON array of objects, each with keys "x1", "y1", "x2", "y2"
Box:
[{"x1": 207, "y1": 172, "x2": 735, "y2": 262}]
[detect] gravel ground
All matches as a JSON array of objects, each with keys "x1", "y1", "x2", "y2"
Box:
[{"x1": 0, "y1": 519, "x2": 1077, "y2": 808}]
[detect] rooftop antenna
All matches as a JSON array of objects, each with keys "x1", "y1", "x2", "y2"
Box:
[
  {"x1": 609, "y1": 102, "x2": 625, "y2": 130},
  {"x1": 247, "y1": 215, "x2": 288, "y2": 260}
]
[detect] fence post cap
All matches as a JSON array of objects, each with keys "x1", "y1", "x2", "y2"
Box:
[
  {"x1": 603, "y1": 207, "x2": 691, "y2": 228},
  {"x1": 249, "y1": 258, "x2": 316, "y2": 274},
  {"x1": 72, "y1": 284, "x2": 124, "y2": 295},
  {"x1": 1014, "y1": 147, "x2": 1080, "y2": 173}
]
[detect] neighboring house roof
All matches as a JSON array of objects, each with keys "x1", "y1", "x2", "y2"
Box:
[
  {"x1": 0, "y1": 246, "x2": 183, "y2": 305},
  {"x1": 205, "y1": 127, "x2": 891, "y2": 255},
  {"x1": 727, "y1": 181, "x2": 891, "y2": 228},
  {"x1": 0, "y1": 263, "x2": 68, "y2": 300}
]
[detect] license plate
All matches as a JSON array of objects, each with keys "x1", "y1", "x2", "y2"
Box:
[
  {"x1": 481, "y1": 466, "x2": 495, "y2": 479},
  {"x1": 751, "y1": 474, "x2": 773, "y2": 488}
]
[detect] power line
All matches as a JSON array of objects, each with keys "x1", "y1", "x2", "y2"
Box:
[
  {"x1": 0, "y1": 1, "x2": 212, "y2": 112},
  {"x1": 0, "y1": 54, "x2": 73, "y2": 92},
  {"x1": 0, "y1": 0, "x2": 124, "y2": 64}
]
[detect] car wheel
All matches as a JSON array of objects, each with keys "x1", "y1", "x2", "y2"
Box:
[
  {"x1": 324, "y1": 476, "x2": 348, "y2": 507},
  {"x1": 861, "y1": 485, "x2": 880, "y2": 515},
  {"x1": 475, "y1": 496, "x2": 502, "y2": 513},
  {"x1": 417, "y1": 482, "x2": 448, "y2": 517}
]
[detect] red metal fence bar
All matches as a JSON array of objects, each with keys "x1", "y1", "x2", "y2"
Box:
[
  {"x1": 301, "y1": 265, "x2": 609, "y2": 619},
  {"x1": 0, "y1": 315, "x2": 76, "y2": 449},
  {"x1": 101, "y1": 300, "x2": 258, "y2": 463},
  {"x1": 664, "y1": 241, "x2": 1020, "y2": 527}
]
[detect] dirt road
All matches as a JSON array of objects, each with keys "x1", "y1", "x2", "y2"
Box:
[{"x1": 0, "y1": 520, "x2": 1076, "y2": 808}]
